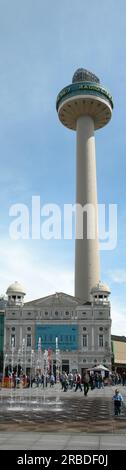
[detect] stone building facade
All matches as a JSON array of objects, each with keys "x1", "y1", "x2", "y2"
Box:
[{"x1": 1, "y1": 280, "x2": 111, "y2": 376}]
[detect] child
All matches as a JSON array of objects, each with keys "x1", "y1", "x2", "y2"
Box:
[{"x1": 112, "y1": 389, "x2": 123, "y2": 416}]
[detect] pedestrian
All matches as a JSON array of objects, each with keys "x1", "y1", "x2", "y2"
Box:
[
  {"x1": 75, "y1": 373, "x2": 82, "y2": 392},
  {"x1": 112, "y1": 388, "x2": 123, "y2": 416},
  {"x1": 83, "y1": 371, "x2": 90, "y2": 396}
]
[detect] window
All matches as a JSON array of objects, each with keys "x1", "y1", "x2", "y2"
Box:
[
  {"x1": 27, "y1": 327, "x2": 31, "y2": 331},
  {"x1": 99, "y1": 334, "x2": 103, "y2": 348},
  {"x1": 83, "y1": 334, "x2": 88, "y2": 348},
  {"x1": 99, "y1": 295, "x2": 103, "y2": 299},
  {"x1": 65, "y1": 311, "x2": 69, "y2": 316},
  {"x1": 12, "y1": 312, "x2": 15, "y2": 315},
  {"x1": 12, "y1": 327, "x2": 15, "y2": 331},
  {"x1": 11, "y1": 334, "x2": 15, "y2": 347},
  {"x1": 82, "y1": 312, "x2": 86, "y2": 315},
  {"x1": 45, "y1": 311, "x2": 48, "y2": 316},
  {"x1": 99, "y1": 327, "x2": 103, "y2": 331},
  {"x1": 28, "y1": 312, "x2": 31, "y2": 316},
  {"x1": 27, "y1": 334, "x2": 31, "y2": 347},
  {"x1": 83, "y1": 327, "x2": 86, "y2": 331},
  {"x1": 55, "y1": 311, "x2": 58, "y2": 316}
]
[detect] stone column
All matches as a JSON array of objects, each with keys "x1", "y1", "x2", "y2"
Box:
[{"x1": 75, "y1": 115, "x2": 100, "y2": 302}]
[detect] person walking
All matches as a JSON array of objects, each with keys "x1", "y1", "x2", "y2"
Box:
[
  {"x1": 83, "y1": 371, "x2": 90, "y2": 396},
  {"x1": 112, "y1": 389, "x2": 123, "y2": 416},
  {"x1": 75, "y1": 373, "x2": 82, "y2": 392}
]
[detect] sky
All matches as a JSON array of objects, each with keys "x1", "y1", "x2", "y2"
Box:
[{"x1": 0, "y1": 0, "x2": 126, "y2": 334}]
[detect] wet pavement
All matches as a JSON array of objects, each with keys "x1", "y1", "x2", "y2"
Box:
[{"x1": 0, "y1": 384, "x2": 126, "y2": 433}]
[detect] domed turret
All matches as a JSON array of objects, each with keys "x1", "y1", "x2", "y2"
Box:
[
  {"x1": 91, "y1": 281, "x2": 111, "y2": 303},
  {"x1": 6, "y1": 281, "x2": 26, "y2": 305}
]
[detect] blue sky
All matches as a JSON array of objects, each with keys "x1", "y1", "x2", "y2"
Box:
[{"x1": 0, "y1": 0, "x2": 126, "y2": 334}]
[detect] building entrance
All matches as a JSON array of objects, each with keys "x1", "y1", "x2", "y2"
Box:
[{"x1": 62, "y1": 360, "x2": 69, "y2": 374}]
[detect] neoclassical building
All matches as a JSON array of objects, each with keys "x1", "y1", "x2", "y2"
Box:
[{"x1": 0, "y1": 280, "x2": 111, "y2": 376}]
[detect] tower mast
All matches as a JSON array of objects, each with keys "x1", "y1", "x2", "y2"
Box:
[{"x1": 56, "y1": 68, "x2": 113, "y2": 302}]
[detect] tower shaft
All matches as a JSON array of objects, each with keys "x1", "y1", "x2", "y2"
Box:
[{"x1": 75, "y1": 116, "x2": 100, "y2": 302}]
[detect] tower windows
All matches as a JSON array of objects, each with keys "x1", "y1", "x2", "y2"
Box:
[
  {"x1": 83, "y1": 334, "x2": 88, "y2": 348},
  {"x1": 99, "y1": 334, "x2": 103, "y2": 348},
  {"x1": 27, "y1": 334, "x2": 31, "y2": 347}
]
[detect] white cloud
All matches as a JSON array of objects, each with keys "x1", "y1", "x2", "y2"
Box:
[
  {"x1": 109, "y1": 269, "x2": 126, "y2": 284},
  {"x1": 0, "y1": 239, "x2": 74, "y2": 301}
]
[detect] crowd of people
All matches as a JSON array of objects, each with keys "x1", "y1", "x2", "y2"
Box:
[{"x1": 0, "y1": 368, "x2": 125, "y2": 416}]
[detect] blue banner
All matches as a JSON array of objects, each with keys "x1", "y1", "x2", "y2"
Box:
[{"x1": 35, "y1": 324, "x2": 78, "y2": 351}]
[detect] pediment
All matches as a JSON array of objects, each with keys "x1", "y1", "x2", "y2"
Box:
[{"x1": 25, "y1": 292, "x2": 80, "y2": 308}]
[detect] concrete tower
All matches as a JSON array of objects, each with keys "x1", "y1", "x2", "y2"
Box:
[{"x1": 56, "y1": 68, "x2": 113, "y2": 303}]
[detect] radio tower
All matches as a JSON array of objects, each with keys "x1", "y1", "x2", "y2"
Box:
[{"x1": 56, "y1": 68, "x2": 113, "y2": 302}]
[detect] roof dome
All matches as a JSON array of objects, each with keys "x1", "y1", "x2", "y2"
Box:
[
  {"x1": 91, "y1": 281, "x2": 111, "y2": 295},
  {"x1": 6, "y1": 281, "x2": 26, "y2": 296},
  {"x1": 72, "y1": 68, "x2": 100, "y2": 84}
]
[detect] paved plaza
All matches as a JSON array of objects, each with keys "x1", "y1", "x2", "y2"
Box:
[
  {"x1": 0, "y1": 431, "x2": 126, "y2": 450},
  {"x1": 0, "y1": 384, "x2": 126, "y2": 449}
]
